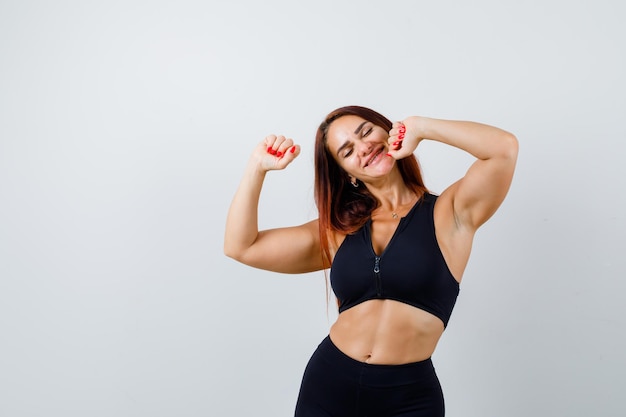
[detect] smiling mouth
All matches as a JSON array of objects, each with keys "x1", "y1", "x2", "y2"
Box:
[{"x1": 364, "y1": 147, "x2": 384, "y2": 167}]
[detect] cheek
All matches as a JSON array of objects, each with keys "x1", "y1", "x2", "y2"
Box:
[{"x1": 377, "y1": 131, "x2": 390, "y2": 142}]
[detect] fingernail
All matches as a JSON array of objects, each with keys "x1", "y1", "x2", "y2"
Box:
[
  {"x1": 393, "y1": 141, "x2": 401, "y2": 146},
  {"x1": 267, "y1": 146, "x2": 273, "y2": 153},
  {"x1": 290, "y1": 146, "x2": 296, "y2": 153},
  {"x1": 398, "y1": 133, "x2": 404, "y2": 140},
  {"x1": 276, "y1": 151, "x2": 283, "y2": 157}
]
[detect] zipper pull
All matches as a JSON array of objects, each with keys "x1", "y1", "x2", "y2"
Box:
[{"x1": 374, "y1": 256, "x2": 381, "y2": 296}]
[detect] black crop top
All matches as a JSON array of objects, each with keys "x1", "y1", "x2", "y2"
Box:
[{"x1": 330, "y1": 193, "x2": 460, "y2": 327}]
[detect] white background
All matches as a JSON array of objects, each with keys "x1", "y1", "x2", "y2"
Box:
[{"x1": 1, "y1": 1, "x2": 624, "y2": 416}]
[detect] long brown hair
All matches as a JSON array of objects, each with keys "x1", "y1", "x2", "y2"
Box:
[{"x1": 314, "y1": 105, "x2": 428, "y2": 266}]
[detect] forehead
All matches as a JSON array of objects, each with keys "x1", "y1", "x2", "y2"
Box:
[{"x1": 325, "y1": 115, "x2": 367, "y2": 148}]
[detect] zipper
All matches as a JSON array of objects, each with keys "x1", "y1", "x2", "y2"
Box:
[
  {"x1": 373, "y1": 256, "x2": 381, "y2": 296},
  {"x1": 366, "y1": 209, "x2": 413, "y2": 299}
]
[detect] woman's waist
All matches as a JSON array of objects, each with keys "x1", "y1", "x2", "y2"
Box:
[{"x1": 329, "y1": 299, "x2": 444, "y2": 365}]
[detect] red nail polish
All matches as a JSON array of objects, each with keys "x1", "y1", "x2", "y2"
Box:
[
  {"x1": 276, "y1": 151, "x2": 283, "y2": 157},
  {"x1": 393, "y1": 140, "x2": 401, "y2": 146},
  {"x1": 398, "y1": 134, "x2": 405, "y2": 140},
  {"x1": 290, "y1": 146, "x2": 296, "y2": 153}
]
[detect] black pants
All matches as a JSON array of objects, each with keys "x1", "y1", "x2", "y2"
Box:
[{"x1": 294, "y1": 336, "x2": 445, "y2": 417}]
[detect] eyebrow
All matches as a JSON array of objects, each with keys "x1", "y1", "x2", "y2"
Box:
[
  {"x1": 335, "y1": 121, "x2": 368, "y2": 156},
  {"x1": 336, "y1": 141, "x2": 351, "y2": 157},
  {"x1": 353, "y1": 121, "x2": 367, "y2": 134}
]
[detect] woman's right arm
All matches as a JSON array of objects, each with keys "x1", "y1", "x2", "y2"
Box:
[{"x1": 223, "y1": 135, "x2": 326, "y2": 274}]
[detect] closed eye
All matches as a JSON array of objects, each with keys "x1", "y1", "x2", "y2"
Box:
[
  {"x1": 343, "y1": 148, "x2": 353, "y2": 158},
  {"x1": 363, "y1": 127, "x2": 372, "y2": 137}
]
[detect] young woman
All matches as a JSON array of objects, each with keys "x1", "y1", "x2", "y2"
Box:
[{"x1": 224, "y1": 105, "x2": 518, "y2": 416}]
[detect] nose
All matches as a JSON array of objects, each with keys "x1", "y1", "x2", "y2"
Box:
[{"x1": 356, "y1": 140, "x2": 373, "y2": 156}]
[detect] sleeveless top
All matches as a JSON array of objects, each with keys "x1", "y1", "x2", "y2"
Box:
[{"x1": 330, "y1": 193, "x2": 460, "y2": 327}]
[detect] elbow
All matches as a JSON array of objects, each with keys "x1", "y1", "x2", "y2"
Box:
[
  {"x1": 223, "y1": 231, "x2": 259, "y2": 265},
  {"x1": 223, "y1": 245, "x2": 235, "y2": 260},
  {"x1": 223, "y1": 239, "x2": 243, "y2": 262},
  {"x1": 223, "y1": 246, "x2": 243, "y2": 263},
  {"x1": 500, "y1": 132, "x2": 519, "y2": 161},
  {"x1": 224, "y1": 240, "x2": 256, "y2": 266}
]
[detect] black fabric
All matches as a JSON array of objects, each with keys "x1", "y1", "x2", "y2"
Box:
[
  {"x1": 330, "y1": 193, "x2": 459, "y2": 327},
  {"x1": 294, "y1": 336, "x2": 445, "y2": 417}
]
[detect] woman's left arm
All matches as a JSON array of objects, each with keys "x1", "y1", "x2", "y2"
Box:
[{"x1": 390, "y1": 116, "x2": 519, "y2": 231}]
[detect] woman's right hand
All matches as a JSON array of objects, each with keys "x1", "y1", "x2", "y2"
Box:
[{"x1": 254, "y1": 134, "x2": 301, "y2": 172}]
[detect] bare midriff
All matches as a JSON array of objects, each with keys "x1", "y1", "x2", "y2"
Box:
[{"x1": 329, "y1": 299, "x2": 445, "y2": 365}]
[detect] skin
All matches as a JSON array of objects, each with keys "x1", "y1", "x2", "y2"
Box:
[{"x1": 224, "y1": 113, "x2": 518, "y2": 364}]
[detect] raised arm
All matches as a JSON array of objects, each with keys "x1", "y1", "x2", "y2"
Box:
[
  {"x1": 389, "y1": 116, "x2": 518, "y2": 231},
  {"x1": 224, "y1": 135, "x2": 325, "y2": 274}
]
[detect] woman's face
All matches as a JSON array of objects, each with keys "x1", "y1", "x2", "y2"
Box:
[{"x1": 325, "y1": 115, "x2": 395, "y2": 183}]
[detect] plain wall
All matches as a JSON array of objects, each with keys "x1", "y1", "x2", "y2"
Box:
[{"x1": 1, "y1": 0, "x2": 624, "y2": 416}]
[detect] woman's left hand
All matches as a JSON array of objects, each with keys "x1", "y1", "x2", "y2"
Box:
[{"x1": 387, "y1": 116, "x2": 424, "y2": 159}]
